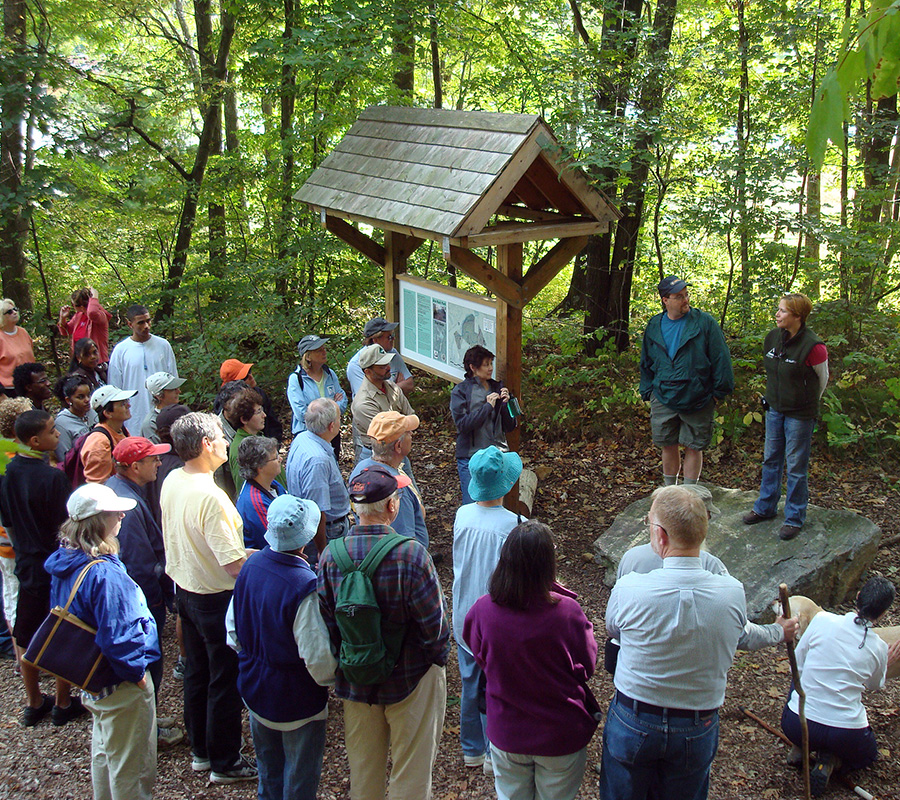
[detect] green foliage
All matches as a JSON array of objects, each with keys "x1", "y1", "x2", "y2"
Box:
[{"x1": 807, "y1": 0, "x2": 900, "y2": 168}]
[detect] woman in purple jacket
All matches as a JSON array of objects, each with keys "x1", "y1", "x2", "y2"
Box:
[{"x1": 463, "y1": 521, "x2": 599, "y2": 800}]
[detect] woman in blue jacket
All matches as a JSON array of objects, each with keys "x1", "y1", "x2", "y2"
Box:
[
  {"x1": 287, "y1": 335, "x2": 347, "y2": 459},
  {"x1": 45, "y1": 483, "x2": 160, "y2": 800}
]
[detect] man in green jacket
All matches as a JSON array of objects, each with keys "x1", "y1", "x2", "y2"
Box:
[{"x1": 639, "y1": 276, "x2": 734, "y2": 486}]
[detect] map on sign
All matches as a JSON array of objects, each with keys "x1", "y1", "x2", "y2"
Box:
[{"x1": 398, "y1": 275, "x2": 496, "y2": 382}]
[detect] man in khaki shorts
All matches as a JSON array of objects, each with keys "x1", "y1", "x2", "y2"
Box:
[{"x1": 639, "y1": 276, "x2": 734, "y2": 485}]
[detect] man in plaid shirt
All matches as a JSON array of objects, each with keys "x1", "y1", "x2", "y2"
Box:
[{"x1": 318, "y1": 465, "x2": 449, "y2": 800}]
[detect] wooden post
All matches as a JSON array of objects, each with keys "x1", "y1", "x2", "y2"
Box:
[
  {"x1": 496, "y1": 242, "x2": 523, "y2": 511},
  {"x1": 384, "y1": 231, "x2": 409, "y2": 323}
]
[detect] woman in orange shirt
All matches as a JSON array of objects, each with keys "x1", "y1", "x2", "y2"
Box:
[{"x1": 0, "y1": 299, "x2": 35, "y2": 395}]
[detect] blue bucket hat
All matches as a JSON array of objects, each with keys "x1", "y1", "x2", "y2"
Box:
[
  {"x1": 468, "y1": 446, "x2": 523, "y2": 502},
  {"x1": 265, "y1": 495, "x2": 321, "y2": 552}
]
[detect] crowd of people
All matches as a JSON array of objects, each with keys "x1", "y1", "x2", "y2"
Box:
[{"x1": 0, "y1": 282, "x2": 895, "y2": 800}]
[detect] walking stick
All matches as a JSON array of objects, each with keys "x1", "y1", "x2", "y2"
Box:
[{"x1": 780, "y1": 583, "x2": 811, "y2": 800}]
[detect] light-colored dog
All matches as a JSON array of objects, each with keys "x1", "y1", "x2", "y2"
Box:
[{"x1": 776, "y1": 595, "x2": 900, "y2": 681}]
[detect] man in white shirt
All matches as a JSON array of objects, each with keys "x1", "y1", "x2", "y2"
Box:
[
  {"x1": 108, "y1": 305, "x2": 178, "y2": 428},
  {"x1": 599, "y1": 485, "x2": 747, "y2": 800}
]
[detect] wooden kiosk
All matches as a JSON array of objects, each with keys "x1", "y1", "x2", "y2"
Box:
[{"x1": 295, "y1": 106, "x2": 619, "y2": 501}]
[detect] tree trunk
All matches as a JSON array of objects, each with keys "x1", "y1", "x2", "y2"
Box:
[
  {"x1": 430, "y1": 0, "x2": 442, "y2": 109},
  {"x1": 0, "y1": 0, "x2": 32, "y2": 312},
  {"x1": 276, "y1": 0, "x2": 296, "y2": 299},
  {"x1": 736, "y1": 0, "x2": 751, "y2": 311},
  {"x1": 392, "y1": 0, "x2": 415, "y2": 100},
  {"x1": 156, "y1": 7, "x2": 237, "y2": 321},
  {"x1": 583, "y1": 0, "x2": 679, "y2": 353}
]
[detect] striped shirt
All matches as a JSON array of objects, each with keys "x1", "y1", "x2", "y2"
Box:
[{"x1": 317, "y1": 524, "x2": 449, "y2": 704}]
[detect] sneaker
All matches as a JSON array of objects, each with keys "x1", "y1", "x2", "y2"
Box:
[
  {"x1": 22, "y1": 695, "x2": 53, "y2": 727},
  {"x1": 158, "y1": 725, "x2": 184, "y2": 747},
  {"x1": 779, "y1": 525, "x2": 802, "y2": 541},
  {"x1": 157, "y1": 716, "x2": 175, "y2": 728},
  {"x1": 173, "y1": 656, "x2": 186, "y2": 681},
  {"x1": 742, "y1": 510, "x2": 775, "y2": 525},
  {"x1": 483, "y1": 755, "x2": 494, "y2": 777},
  {"x1": 463, "y1": 754, "x2": 486, "y2": 768},
  {"x1": 191, "y1": 754, "x2": 212, "y2": 772},
  {"x1": 209, "y1": 756, "x2": 258, "y2": 785},
  {"x1": 810, "y1": 753, "x2": 840, "y2": 797},
  {"x1": 51, "y1": 696, "x2": 86, "y2": 726}
]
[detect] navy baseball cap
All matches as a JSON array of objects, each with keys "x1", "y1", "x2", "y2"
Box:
[{"x1": 658, "y1": 275, "x2": 688, "y2": 296}]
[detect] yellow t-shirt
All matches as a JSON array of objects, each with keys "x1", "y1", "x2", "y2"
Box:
[{"x1": 161, "y1": 468, "x2": 245, "y2": 594}]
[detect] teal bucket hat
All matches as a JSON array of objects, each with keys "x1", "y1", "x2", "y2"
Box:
[{"x1": 468, "y1": 446, "x2": 523, "y2": 502}]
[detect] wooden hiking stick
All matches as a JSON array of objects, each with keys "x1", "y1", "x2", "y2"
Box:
[
  {"x1": 780, "y1": 583, "x2": 811, "y2": 800},
  {"x1": 739, "y1": 707, "x2": 878, "y2": 800}
]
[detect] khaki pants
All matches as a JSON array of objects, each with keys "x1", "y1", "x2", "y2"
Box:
[
  {"x1": 84, "y1": 678, "x2": 157, "y2": 800},
  {"x1": 343, "y1": 665, "x2": 446, "y2": 800}
]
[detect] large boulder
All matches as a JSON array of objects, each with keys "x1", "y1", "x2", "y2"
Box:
[{"x1": 593, "y1": 485, "x2": 881, "y2": 623}]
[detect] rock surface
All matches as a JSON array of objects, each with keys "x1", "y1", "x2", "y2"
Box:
[{"x1": 593, "y1": 485, "x2": 881, "y2": 622}]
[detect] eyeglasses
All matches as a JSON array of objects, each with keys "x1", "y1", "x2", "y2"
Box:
[
  {"x1": 3, "y1": 308, "x2": 17, "y2": 315},
  {"x1": 643, "y1": 514, "x2": 666, "y2": 535},
  {"x1": 253, "y1": 407, "x2": 265, "y2": 416}
]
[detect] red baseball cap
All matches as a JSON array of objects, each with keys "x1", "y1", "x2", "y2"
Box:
[{"x1": 113, "y1": 436, "x2": 171, "y2": 465}]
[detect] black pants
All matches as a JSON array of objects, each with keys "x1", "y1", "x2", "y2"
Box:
[{"x1": 176, "y1": 588, "x2": 242, "y2": 771}]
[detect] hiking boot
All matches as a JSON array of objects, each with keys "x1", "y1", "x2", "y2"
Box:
[
  {"x1": 191, "y1": 754, "x2": 212, "y2": 772},
  {"x1": 810, "y1": 752, "x2": 840, "y2": 797},
  {"x1": 52, "y1": 696, "x2": 86, "y2": 726},
  {"x1": 786, "y1": 744, "x2": 803, "y2": 768},
  {"x1": 158, "y1": 725, "x2": 184, "y2": 747},
  {"x1": 209, "y1": 756, "x2": 258, "y2": 785},
  {"x1": 157, "y1": 716, "x2": 175, "y2": 728},
  {"x1": 22, "y1": 695, "x2": 53, "y2": 727},
  {"x1": 742, "y1": 510, "x2": 775, "y2": 525},
  {"x1": 173, "y1": 656, "x2": 186, "y2": 681},
  {"x1": 779, "y1": 525, "x2": 802, "y2": 541}
]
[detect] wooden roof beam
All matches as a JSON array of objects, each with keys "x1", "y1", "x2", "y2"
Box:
[
  {"x1": 496, "y1": 204, "x2": 569, "y2": 222},
  {"x1": 458, "y1": 219, "x2": 606, "y2": 248},
  {"x1": 322, "y1": 212, "x2": 385, "y2": 266},
  {"x1": 442, "y1": 240, "x2": 524, "y2": 308},
  {"x1": 521, "y1": 236, "x2": 590, "y2": 305}
]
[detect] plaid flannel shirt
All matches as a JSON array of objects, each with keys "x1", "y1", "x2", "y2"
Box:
[{"x1": 317, "y1": 524, "x2": 449, "y2": 705}]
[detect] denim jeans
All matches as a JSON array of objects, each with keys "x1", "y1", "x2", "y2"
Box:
[
  {"x1": 457, "y1": 646, "x2": 488, "y2": 758},
  {"x1": 176, "y1": 589, "x2": 243, "y2": 772},
  {"x1": 599, "y1": 696, "x2": 719, "y2": 800},
  {"x1": 457, "y1": 458, "x2": 472, "y2": 505},
  {"x1": 753, "y1": 410, "x2": 816, "y2": 528},
  {"x1": 250, "y1": 715, "x2": 326, "y2": 800}
]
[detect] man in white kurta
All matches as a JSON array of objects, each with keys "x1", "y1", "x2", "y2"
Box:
[{"x1": 108, "y1": 305, "x2": 178, "y2": 429}]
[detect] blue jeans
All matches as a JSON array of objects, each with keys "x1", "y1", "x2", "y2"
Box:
[
  {"x1": 753, "y1": 410, "x2": 816, "y2": 528},
  {"x1": 250, "y1": 715, "x2": 326, "y2": 800},
  {"x1": 457, "y1": 458, "x2": 472, "y2": 505},
  {"x1": 457, "y1": 646, "x2": 488, "y2": 758},
  {"x1": 599, "y1": 696, "x2": 719, "y2": 800}
]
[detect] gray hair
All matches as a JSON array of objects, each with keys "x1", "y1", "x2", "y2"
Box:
[
  {"x1": 351, "y1": 491, "x2": 397, "y2": 519},
  {"x1": 238, "y1": 436, "x2": 278, "y2": 481},
  {"x1": 171, "y1": 412, "x2": 222, "y2": 461},
  {"x1": 305, "y1": 397, "x2": 339, "y2": 435},
  {"x1": 371, "y1": 438, "x2": 400, "y2": 458}
]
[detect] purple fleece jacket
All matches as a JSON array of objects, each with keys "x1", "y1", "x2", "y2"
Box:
[{"x1": 463, "y1": 583, "x2": 598, "y2": 756}]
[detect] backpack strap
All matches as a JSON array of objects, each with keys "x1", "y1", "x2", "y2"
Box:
[
  {"x1": 358, "y1": 532, "x2": 413, "y2": 578},
  {"x1": 329, "y1": 535, "x2": 356, "y2": 576}
]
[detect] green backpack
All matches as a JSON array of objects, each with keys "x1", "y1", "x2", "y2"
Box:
[{"x1": 329, "y1": 532, "x2": 413, "y2": 686}]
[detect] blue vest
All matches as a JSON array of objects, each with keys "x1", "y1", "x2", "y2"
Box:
[{"x1": 232, "y1": 548, "x2": 328, "y2": 723}]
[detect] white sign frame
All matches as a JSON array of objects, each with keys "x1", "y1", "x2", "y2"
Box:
[{"x1": 397, "y1": 274, "x2": 497, "y2": 384}]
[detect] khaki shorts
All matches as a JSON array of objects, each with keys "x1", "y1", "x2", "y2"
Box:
[{"x1": 650, "y1": 397, "x2": 715, "y2": 450}]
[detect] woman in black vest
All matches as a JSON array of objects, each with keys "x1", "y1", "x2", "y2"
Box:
[{"x1": 743, "y1": 293, "x2": 829, "y2": 540}]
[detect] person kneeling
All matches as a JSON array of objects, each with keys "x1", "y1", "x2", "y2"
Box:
[{"x1": 781, "y1": 576, "x2": 900, "y2": 797}]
